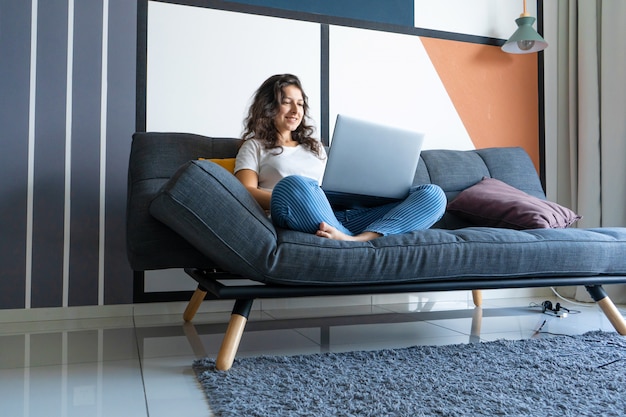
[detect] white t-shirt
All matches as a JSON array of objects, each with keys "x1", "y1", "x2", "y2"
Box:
[{"x1": 234, "y1": 139, "x2": 327, "y2": 191}]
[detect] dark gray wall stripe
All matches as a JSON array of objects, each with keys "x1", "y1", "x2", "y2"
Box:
[
  {"x1": 135, "y1": 0, "x2": 148, "y2": 133},
  {"x1": 30, "y1": 0, "x2": 69, "y2": 308},
  {"x1": 0, "y1": 1, "x2": 31, "y2": 309},
  {"x1": 320, "y1": 24, "x2": 329, "y2": 145},
  {"x1": 104, "y1": 0, "x2": 137, "y2": 305},
  {"x1": 68, "y1": 0, "x2": 104, "y2": 307}
]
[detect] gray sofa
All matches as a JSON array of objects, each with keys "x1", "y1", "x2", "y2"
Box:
[{"x1": 127, "y1": 132, "x2": 626, "y2": 370}]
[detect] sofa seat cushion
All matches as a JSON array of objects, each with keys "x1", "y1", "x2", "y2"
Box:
[
  {"x1": 150, "y1": 160, "x2": 626, "y2": 286},
  {"x1": 267, "y1": 227, "x2": 626, "y2": 285}
]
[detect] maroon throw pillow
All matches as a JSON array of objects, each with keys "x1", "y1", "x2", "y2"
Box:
[{"x1": 446, "y1": 177, "x2": 582, "y2": 230}]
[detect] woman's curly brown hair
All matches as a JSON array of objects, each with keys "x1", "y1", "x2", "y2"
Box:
[{"x1": 242, "y1": 74, "x2": 323, "y2": 157}]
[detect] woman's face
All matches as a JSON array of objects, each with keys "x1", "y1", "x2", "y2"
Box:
[{"x1": 273, "y1": 85, "x2": 304, "y2": 138}]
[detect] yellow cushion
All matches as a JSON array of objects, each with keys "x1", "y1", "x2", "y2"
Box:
[{"x1": 199, "y1": 157, "x2": 236, "y2": 173}]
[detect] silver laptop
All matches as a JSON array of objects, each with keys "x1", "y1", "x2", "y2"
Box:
[{"x1": 322, "y1": 115, "x2": 425, "y2": 209}]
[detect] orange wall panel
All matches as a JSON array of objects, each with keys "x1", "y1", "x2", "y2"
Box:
[{"x1": 421, "y1": 37, "x2": 540, "y2": 172}]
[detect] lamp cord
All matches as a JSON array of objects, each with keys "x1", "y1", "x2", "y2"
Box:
[{"x1": 550, "y1": 287, "x2": 626, "y2": 315}]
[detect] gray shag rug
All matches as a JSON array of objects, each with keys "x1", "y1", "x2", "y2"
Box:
[{"x1": 193, "y1": 331, "x2": 626, "y2": 416}]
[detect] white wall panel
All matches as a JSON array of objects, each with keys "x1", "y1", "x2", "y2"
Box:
[
  {"x1": 328, "y1": 25, "x2": 474, "y2": 150},
  {"x1": 147, "y1": 2, "x2": 321, "y2": 138},
  {"x1": 414, "y1": 0, "x2": 537, "y2": 39}
]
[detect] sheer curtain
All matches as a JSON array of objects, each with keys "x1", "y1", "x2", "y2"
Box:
[{"x1": 553, "y1": 1, "x2": 626, "y2": 302}]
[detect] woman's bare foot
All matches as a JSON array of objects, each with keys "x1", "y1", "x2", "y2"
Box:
[{"x1": 316, "y1": 222, "x2": 382, "y2": 241}]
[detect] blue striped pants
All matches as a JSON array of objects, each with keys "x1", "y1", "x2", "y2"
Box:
[{"x1": 270, "y1": 175, "x2": 447, "y2": 236}]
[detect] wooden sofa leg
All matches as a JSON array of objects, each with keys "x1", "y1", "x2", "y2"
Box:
[
  {"x1": 472, "y1": 290, "x2": 482, "y2": 307},
  {"x1": 183, "y1": 286, "x2": 207, "y2": 322},
  {"x1": 216, "y1": 299, "x2": 254, "y2": 371},
  {"x1": 586, "y1": 285, "x2": 626, "y2": 335}
]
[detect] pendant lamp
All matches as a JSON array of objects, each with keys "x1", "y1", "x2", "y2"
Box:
[{"x1": 501, "y1": 0, "x2": 548, "y2": 54}]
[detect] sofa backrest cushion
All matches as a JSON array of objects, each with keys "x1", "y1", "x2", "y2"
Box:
[
  {"x1": 127, "y1": 132, "x2": 240, "y2": 271},
  {"x1": 416, "y1": 147, "x2": 545, "y2": 228}
]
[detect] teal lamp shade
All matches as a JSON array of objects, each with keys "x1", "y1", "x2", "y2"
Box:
[{"x1": 502, "y1": 16, "x2": 548, "y2": 54}]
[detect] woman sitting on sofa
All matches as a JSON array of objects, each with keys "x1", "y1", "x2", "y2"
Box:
[{"x1": 234, "y1": 73, "x2": 446, "y2": 242}]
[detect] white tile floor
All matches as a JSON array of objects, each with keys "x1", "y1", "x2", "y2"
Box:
[{"x1": 0, "y1": 295, "x2": 623, "y2": 417}]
